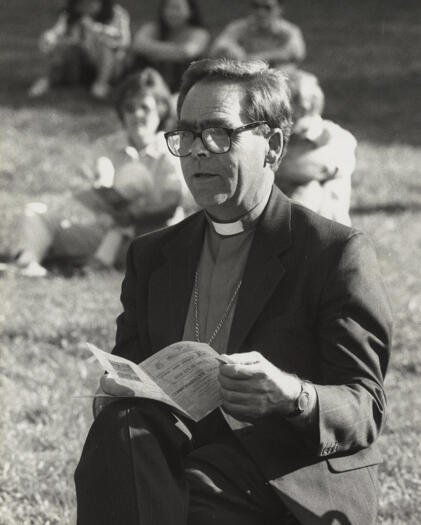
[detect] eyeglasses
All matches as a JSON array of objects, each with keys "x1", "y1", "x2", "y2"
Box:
[{"x1": 164, "y1": 121, "x2": 269, "y2": 157}]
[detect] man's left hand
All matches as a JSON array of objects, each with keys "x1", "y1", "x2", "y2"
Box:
[{"x1": 218, "y1": 351, "x2": 301, "y2": 420}]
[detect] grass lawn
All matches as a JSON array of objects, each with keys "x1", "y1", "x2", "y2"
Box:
[{"x1": 1, "y1": 1, "x2": 421, "y2": 523}]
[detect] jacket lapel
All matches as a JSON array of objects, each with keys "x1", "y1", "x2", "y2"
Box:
[
  {"x1": 148, "y1": 213, "x2": 206, "y2": 352},
  {"x1": 148, "y1": 187, "x2": 292, "y2": 354},
  {"x1": 228, "y1": 187, "x2": 292, "y2": 353}
]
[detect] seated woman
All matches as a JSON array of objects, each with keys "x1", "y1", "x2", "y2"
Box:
[
  {"x1": 276, "y1": 70, "x2": 357, "y2": 226},
  {"x1": 129, "y1": 0, "x2": 210, "y2": 93},
  {"x1": 29, "y1": 0, "x2": 131, "y2": 99},
  {"x1": 15, "y1": 68, "x2": 194, "y2": 277}
]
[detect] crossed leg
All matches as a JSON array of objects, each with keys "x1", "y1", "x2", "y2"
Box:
[{"x1": 75, "y1": 399, "x2": 299, "y2": 525}]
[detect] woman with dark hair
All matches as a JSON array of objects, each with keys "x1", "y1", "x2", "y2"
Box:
[
  {"x1": 130, "y1": 0, "x2": 210, "y2": 92},
  {"x1": 29, "y1": 0, "x2": 131, "y2": 99},
  {"x1": 15, "y1": 69, "x2": 194, "y2": 277}
]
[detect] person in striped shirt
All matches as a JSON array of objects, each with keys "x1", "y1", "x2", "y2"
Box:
[{"x1": 29, "y1": 0, "x2": 131, "y2": 99}]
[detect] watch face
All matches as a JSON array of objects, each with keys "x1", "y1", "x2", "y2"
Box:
[{"x1": 298, "y1": 391, "x2": 310, "y2": 412}]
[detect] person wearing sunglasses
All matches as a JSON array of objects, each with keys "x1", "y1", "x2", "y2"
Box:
[
  {"x1": 210, "y1": 0, "x2": 305, "y2": 71},
  {"x1": 75, "y1": 59, "x2": 391, "y2": 525}
]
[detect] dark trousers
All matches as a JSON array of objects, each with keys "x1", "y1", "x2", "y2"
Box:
[
  {"x1": 74, "y1": 399, "x2": 300, "y2": 525},
  {"x1": 49, "y1": 44, "x2": 96, "y2": 87}
]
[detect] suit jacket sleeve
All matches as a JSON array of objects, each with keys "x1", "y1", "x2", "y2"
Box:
[
  {"x1": 312, "y1": 231, "x2": 392, "y2": 457},
  {"x1": 112, "y1": 241, "x2": 146, "y2": 363}
]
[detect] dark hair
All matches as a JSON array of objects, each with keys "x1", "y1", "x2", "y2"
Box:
[
  {"x1": 287, "y1": 70, "x2": 325, "y2": 117},
  {"x1": 113, "y1": 68, "x2": 176, "y2": 131},
  {"x1": 252, "y1": 0, "x2": 285, "y2": 8},
  {"x1": 64, "y1": 0, "x2": 115, "y2": 28},
  {"x1": 157, "y1": 0, "x2": 206, "y2": 40},
  {"x1": 177, "y1": 58, "x2": 292, "y2": 145}
]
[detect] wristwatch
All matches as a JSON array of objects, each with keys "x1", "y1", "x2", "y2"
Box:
[{"x1": 286, "y1": 379, "x2": 311, "y2": 418}]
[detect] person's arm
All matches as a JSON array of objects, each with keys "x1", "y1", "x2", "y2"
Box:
[
  {"x1": 92, "y1": 241, "x2": 142, "y2": 416},
  {"x1": 219, "y1": 233, "x2": 392, "y2": 456},
  {"x1": 280, "y1": 151, "x2": 336, "y2": 184},
  {"x1": 248, "y1": 25, "x2": 306, "y2": 65},
  {"x1": 279, "y1": 126, "x2": 357, "y2": 184},
  {"x1": 209, "y1": 19, "x2": 248, "y2": 59},
  {"x1": 312, "y1": 233, "x2": 392, "y2": 455},
  {"x1": 133, "y1": 23, "x2": 209, "y2": 62},
  {"x1": 39, "y1": 14, "x2": 68, "y2": 53},
  {"x1": 90, "y1": 227, "x2": 130, "y2": 268},
  {"x1": 219, "y1": 352, "x2": 317, "y2": 420}
]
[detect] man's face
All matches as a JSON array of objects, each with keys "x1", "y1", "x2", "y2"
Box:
[
  {"x1": 179, "y1": 80, "x2": 272, "y2": 220},
  {"x1": 251, "y1": 0, "x2": 282, "y2": 29}
]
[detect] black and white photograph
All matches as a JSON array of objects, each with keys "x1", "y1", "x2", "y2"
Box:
[{"x1": 1, "y1": 0, "x2": 420, "y2": 523}]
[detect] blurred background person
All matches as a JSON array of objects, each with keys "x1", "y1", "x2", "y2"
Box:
[
  {"x1": 15, "y1": 69, "x2": 194, "y2": 277},
  {"x1": 210, "y1": 0, "x2": 305, "y2": 71},
  {"x1": 28, "y1": 0, "x2": 131, "y2": 99},
  {"x1": 276, "y1": 70, "x2": 357, "y2": 226},
  {"x1": 128, "y1": 0, "x2": 210, "y2": 93}
]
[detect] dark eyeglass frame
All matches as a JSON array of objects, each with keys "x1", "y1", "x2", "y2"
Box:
[{"x1": 164, "y1": 121, "x2": 269, "y2": 157}]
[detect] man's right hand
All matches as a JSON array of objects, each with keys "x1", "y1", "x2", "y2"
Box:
[
  {"x1": 93, "y1": 374, "x2": 135, "y2": 418},
  {"x1": 100, "y1": 374, "x2": 135, "y2": 397}
]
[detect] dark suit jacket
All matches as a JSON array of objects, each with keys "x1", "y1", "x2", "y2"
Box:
[{"x1": 113, "y1": 186, "x2": 392, "y2": 525}]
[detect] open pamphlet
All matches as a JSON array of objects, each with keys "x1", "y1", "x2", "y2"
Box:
[{"x1": 86, "y1": 341, "x2": 228, "y2": 422}]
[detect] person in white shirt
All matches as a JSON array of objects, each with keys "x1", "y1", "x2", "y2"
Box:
[
  {"x1": 210, "y1": 0, "x2": 305, "y2": 71},
  {"x1": 29, "y1": 0, "x2": 131, "y2": 99},
  {"x1": 16, "y1": 69, "x2": 192, "y2": 277},
  {"x1": 276, "y1": 70, "x2": 357, "y2": 225}
]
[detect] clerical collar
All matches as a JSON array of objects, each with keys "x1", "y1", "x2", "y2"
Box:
[
  {"x1": 208, "y1": 219, "x2": 245, "y2": 236},
  {"x1": 205, "y1": 187, "x2": 271, "y2": 236}
]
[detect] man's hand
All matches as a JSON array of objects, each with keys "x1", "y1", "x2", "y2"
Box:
[
  {"x1": 100, "y1": 374, "x2": 135, "y2": 397},
  {"x1": 218, "y1": 351, "x2": 301, "y2": 421},
  {"x1": 92, "y1": 374, "x2": 135, "y2": 418}
]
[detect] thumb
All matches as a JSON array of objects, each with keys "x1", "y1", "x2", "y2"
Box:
[{"x1": 100, "y1": 374, "x2": 135, "y2": 397}]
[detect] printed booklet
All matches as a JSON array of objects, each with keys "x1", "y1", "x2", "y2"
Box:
[{"x1": 86, "y1": 341, "x2": 228, "y2": 422}]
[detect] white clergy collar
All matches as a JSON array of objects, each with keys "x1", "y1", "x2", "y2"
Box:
[{"x1": 209, "y1": 219, "x2": 245, "y2": 236}]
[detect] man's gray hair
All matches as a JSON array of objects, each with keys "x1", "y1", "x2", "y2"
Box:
[{"x1": 177, "y1": 58, "x2": 292, "y2": 146}]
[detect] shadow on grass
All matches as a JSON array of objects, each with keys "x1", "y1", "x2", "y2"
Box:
[
  {"x1": 0, "y1": 78, "x2": 109, "y2": 116},
  {"x1": 351, "y1": 201, "x2": 421, "y2": 216},
  {"x1": 1, "y1": 0, "x2": 420, "y2": 147},
  {"x1": 3, "y1": 67, "x2": 421, "y2": 147},
  {"x1": 322, "y1": 71, "x2": 421, "y2": 147}
]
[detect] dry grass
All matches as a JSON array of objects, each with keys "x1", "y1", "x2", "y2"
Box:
[{"x1": 1, "y1": 1, "x2": 421, "y2": 523}]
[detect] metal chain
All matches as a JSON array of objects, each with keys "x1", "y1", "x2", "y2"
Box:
[{"x1": 193, "y1": 270, "x2": 242, "y2": 346}]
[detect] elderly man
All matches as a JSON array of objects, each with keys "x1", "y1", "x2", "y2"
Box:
[
  {"x1": 210, "y1": 0, "x2": 305, "y2": 70},
  {"x1": 75, "y1": 59, "x2": 392, "y2": 525}
]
